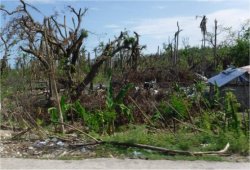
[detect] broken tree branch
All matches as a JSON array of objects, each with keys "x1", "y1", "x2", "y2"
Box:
[
  {"x1": 11, "y1": 127, "x2": 31, "y2": 140},
  {"x1": 128, "y1": 96, "x2": 154, "y2": 126},
  {"x1": 69, "y1": 140, "x2": 230, "y2": 156},
  {"x1": 173, "y1": 117, "x2": 211, "y2": 135},
  {"x1": 52, "y1": 121, "x2": 100, "y2": 142}
]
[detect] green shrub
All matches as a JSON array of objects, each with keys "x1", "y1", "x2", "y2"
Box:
[
  {"x1": 224, "y1": 91, "x2": 241, "y2": 133},
  {"x1": 48, "y1": 95, "x2": 71, "y2": 123},
  {"x1": 156, "y1": 94, "x2": 190, "y2": 121},
  {"x1": 216, "y1": 131, "x2": 249, "y2": 155}
]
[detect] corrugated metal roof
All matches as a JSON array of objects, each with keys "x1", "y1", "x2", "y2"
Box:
[
  {"x1": 208, "y1": 67, "x2": 247, "y2": 87},
  {"x1": 241, "y1": 65, "x2": 250, "y2": 74}
]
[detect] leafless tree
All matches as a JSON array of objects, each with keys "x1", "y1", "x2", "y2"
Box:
[
  {"x1": 174, "y1": 22, "x2": 182, "y2": 65},
  {"x1": 130, "y1": 32, "x2": 145, "y2": 70},
  {"x1": 196, "y1": 15, "x2": 207, "y2": 48},
  {"x1": 1, "y1": 0, "x2": 137, "y2": 98},
  {"x1": 1, "y1": 0, "x2": 139, "y2": 132},
  {"x1": 206, "y1": 19, "x2": 218, "y2": 66}
]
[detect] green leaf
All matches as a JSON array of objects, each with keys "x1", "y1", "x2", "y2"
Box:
[
  {"x1": 106, "y1": 70, "x2": 114, "y2": 109},
  {"x1": 119, "y1": 103, "x2": 133, "y2": 122},
  {"x1": 48, "y1": 107, "x2": 58, "y2": 122},
  {"x1": 60, "y1": 95, "x2": 71, "y2": 121},
  {"x1": 73, "y1": 100, "x2": 88, "y2": 120},
  {"x1": 115, "y1": 83, "x2": 133, "y2": 103},
  {"x1": 60, "y1": 95, "x2": 66, "y2": 113},
  {"x1": 36, "y1": 118, "x2": 43, "y2": 126}
]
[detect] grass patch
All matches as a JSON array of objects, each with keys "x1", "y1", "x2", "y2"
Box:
[
  {"x1": 94, "y1": 143, "x2": 222, "y2": 161},
  {"x1": 164, "y1": 155, "x2": 223, "y2": 161},
  {"x1": 99, "y1": 124, "x2": 249, "y2": 160}
]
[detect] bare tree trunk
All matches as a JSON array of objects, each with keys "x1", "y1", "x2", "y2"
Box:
[
  {"x1": 88, "y1": 52, "x2": 93, "y2": 91},
  {"x1": 214, "y1": 19, "x2": 217, "y2": 66},
  {"x1": 51, "y1": 62, "x2": 65, "y2": 133},
  {"x1": 120, "y1": 51, "x2": 123, "y2": 71},
  {"x1": 174, "y1": 22, "x2": 182, "y2": 65},
  {"x1": 44, "y1": 19, "x2": 64, "y2": 133},
  {"x1": 108, "y1": 39, "x2": 112, "y2": 69},
  {"x1": 174, "y1": 37, "x2": 177, "y2": 65},
  {"x1": 176, "y1": 23, "x2": 180, "y2": 63}
]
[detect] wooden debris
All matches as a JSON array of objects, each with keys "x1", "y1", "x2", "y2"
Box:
[
  {"x1": 52, "y1": 121, "x2": 100, "y2": 142},
  {"x1": 11, "y1": 128, "x2": 31, "y2": 140},
  {"x1": 70, "y1": 140, "x2": 230, "y2": 156},
  {"x1": 103, "y1": 141, "x2": 230, "y2": 156}
]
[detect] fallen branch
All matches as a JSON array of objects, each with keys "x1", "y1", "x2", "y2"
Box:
[
  {"x1": 0, "y1": 125, "x2": 20, "y2": 131},
  {"x1": 69, "y1": 141, "x2": 102, "y2": 148},
  {"x1": 107, "y1": 141, "x2": 230, "y2": 156},
  {"x1": 11, "y1": 128, "x2": 31, "y2": 140},
  {"x1": 172, "y1": 117, "x2": 211, "y2": 135},
  {"x1": 193, "y1": 143, "x2": 230, "y2": 155},
  {"x1": 49, "y1": 135, "x2": 77, "y2": 143},
  {"x1": 51, "y1": 121, "x2": 100, "y2": 142},
  {"x1": 69, "y1": 140, "x2": 230, "y2": 156},
  {"x1": 104, "y1": 141, "x2": 192, "y2": 155},
  {"x1": 128, "y1": 96, "x2": 154, "y2": 126}
]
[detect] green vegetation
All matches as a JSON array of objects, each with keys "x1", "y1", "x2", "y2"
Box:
[{"x1": 0, "y1": 0, "x2": 249, "y2": 160}]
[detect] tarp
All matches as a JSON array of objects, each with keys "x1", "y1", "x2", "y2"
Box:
[{"x1": 208, "y1": 67, "x2": 247, "y2": 87}]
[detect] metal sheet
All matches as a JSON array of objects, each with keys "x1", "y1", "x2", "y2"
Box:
[
  {"x1": 241, "y1": 65, "x2": 250, "y2": 74},
  {"x1": 208, "y1": 68, "x2": 246, "y2": 87}
]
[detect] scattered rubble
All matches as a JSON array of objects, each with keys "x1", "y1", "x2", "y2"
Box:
[{"x1": 0, "y1": 130, "x2": 97, "y2": 159}]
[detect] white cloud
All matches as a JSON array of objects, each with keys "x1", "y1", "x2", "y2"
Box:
[
  {"x1": 89, "y1": 7, "x2": 99, "y2": 11},
  {"x1": 206, "y1": 9, "x2": 249, "y2": 28},
  {"x1": 25, "y1": 0, "x2": 56, "y2": 4},
  {"x1": 120, "y1": 8, "x2": 250, "y2": 52},
  {"x1": 153, "y1": 5, "x2": 166, "y2": 10},
  {"x1": 25, "y1": 0, "x2": 83, "y2": 4},
  {"x1": 104, "y1": 24, "x2": 120, "y2": 29}
]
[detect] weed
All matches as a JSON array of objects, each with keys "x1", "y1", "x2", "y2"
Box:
[
  {"x1": 224, "y1": 91, "x2": 241, "y2": 133},
  {"x1": 48, "y1": 95, "x2": 71, "y2": 123},
  {"x1": 103, "y1": 72, "x2": 133, "y2": 134}
]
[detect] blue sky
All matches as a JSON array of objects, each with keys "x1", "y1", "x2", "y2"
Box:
[{"x1": 1, "y1": 0, "x2": 250, "y2": 60}]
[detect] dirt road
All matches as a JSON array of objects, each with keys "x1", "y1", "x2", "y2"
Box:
[{"x1": 0, "y1": 158, "x2": 249, "y2": 170}]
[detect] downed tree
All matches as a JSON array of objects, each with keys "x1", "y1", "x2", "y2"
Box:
[
  {"x1": 57, "y1": 114, "x2": 230, "y2": 156},
  {"x1": 102, "y1": 141, "x2": 230, "y2": 156},
  {"x1": 69, "y1": 140, "x2": 230, "y2": 156}
]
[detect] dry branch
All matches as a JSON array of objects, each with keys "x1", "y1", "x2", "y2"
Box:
[
  {"x1": 68, "y1": 140, "x2": 230, "y2": 156},
  {"x1": 52, "y1": 121, "x2": 100, "y2": 142},
  {"x1": 11, "y1": 128, "x2": 31, "y2": 140},
  {"x1": 128, "y1": 96, "x2": 154, "y2": 126},
  {"x1": 104, "y1": 141, "x2": 230, "y2": 156},
  {"x1": 172, "y1": 117, "x2": 211, "y2": 134}
]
